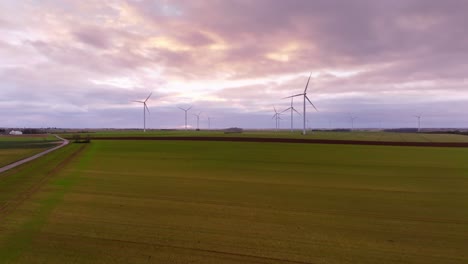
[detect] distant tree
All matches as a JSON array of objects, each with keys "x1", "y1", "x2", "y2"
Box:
[
  {"x1": 23, "y1": 128, "x2": 41, "y2": 134},
  {"x1": 224, "y1": 127, "x2": 243, "y2": 134}
]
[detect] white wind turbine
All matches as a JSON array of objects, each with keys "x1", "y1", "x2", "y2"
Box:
[
  {"x1": 281, "y1": 97, "x2": 301, "y2": 132},
  {"x1": 193, "y1": 112, "x2": 202, "y2": 130},
  {"x1": 350, "y1": 114, "x2": 357, "y2": 130},
  {"x1": 133, "y1": 92, "x2": 152, "y2": 132},
  {"x1": 272, "y1": 107, "x2": 283, "y2": 131},
  {"x1": 415, "y1": 114, "x2": 422, "y2": 132},
  {"x1": 178, "y1": 106, "x2": 192, "y2": 130},
  {"x1": 207, "y1": 116, "x2": 212, "y2": 129},
  {"x1": 284, "y1": 73, "x2": 318, "y2": 135}
]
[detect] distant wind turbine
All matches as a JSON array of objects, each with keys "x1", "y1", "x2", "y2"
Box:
[
  {"x1": 193, "y1": 112, "x2": 202, "y2": 130},
  {"x1": 208, "y1": 116, "x2": 212, "y2": 129},
  {"x1": 133, "y1": 92, "x2": 152, "y2": 132},
  {"x1": 272, "y1": 107, "x2": 283, "y2": 131},
  {"x1": 350, "y1": 114, "x2": 357, "y2": 130},
  {"x1": 415, "y1": 114, "x2": 422, "y2": 132},
  {"x1": 284, "y1": 73, "x2": 318, "y2": 135},
  {"x1": 178, "y1": 106, "x2": 192, "y2": 130},
  {"x1": 281, "y1": 97, "x2": 301, "y2": 132}
]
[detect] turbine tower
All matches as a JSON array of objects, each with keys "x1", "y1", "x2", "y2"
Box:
[
  {"x1": 284, "y1": 73, "x2": 318, "y2": 135},
  {"x1": 193, "y1": 112, "x2": 202, "y2": 130},
  {"x1": 281, "y1": 97, "x2": 301, "y2": 132},
  {"x1": 178, "y1": 106, "x2": 192, "y2": 130},
  {"x1": 133, "y1": 92, "x2": 152, "y2": 132},
  {"x1": 415, "y1": 115, "x2": 422, "y2": 132}
]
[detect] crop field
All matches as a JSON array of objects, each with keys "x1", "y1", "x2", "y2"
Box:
[
  {"x1": 0, "y1": 135, "x2": 60, "y2": 167},
  {"x1": 0, "y1": 140, "x2": 467, "y2": 263}
]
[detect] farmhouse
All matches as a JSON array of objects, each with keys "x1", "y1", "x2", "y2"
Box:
[{"x1": 9, "y1": 130, "x2": 23, "y2": 135}]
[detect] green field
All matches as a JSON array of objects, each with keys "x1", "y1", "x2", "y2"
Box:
[
  {"x1": 0, "y1": 140, "x2": 467, "y2": 263},
  {"x1": 60, "y1": 130, "x2": 468, "y2": 143},
  {"x1": 0, "y1": 135, "x2": 60, "y2": 167}
]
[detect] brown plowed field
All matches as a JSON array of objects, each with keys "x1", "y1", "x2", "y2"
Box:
[{"x1": 90, "y1": 136, "x2": 468, "y2": 147}]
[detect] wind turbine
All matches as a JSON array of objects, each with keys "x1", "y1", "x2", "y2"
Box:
[
  {"x1": 193, "y1": 112, "x2": 202, "y2": 130},
  {"x1": 178, "y1": 106, "x2": 192, "y2": 130},
  {"x1": 208, "y1": 116, "x2": 212, "y2": 129},
  {"x1": 281, "y1": 97, "x2": 301, "y2": 132},
  {"x1": 133, "y1": 92, "x2": 152, "y2": 132},
  {"x1": 284, "y1": 73, "x2": 318, "y2": 135},
  {"x1": 415, "y1": 114, "x2": 422, "y2": 132},
  {"x1": 350, "y1": 114, "x2": 357, "y2": 130},
  {"x1": 272, "y1": 107, "x2": 283, "y2": 131}
]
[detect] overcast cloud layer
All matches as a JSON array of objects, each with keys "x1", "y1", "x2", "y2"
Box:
[{"x1": 1, "y1": 0, "x2": 467, "y2": 129}]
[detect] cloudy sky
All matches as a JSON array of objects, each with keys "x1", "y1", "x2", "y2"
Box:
[{"x1": 1, "y1": 0, "x2": 467, "y2": 129}]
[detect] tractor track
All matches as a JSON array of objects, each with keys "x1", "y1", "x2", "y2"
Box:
[{"x1": 42, "y1": 232, "x2": 316, "y2": 264}]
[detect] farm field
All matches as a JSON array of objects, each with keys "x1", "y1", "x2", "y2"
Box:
[
  {"x1": 0, "y1": 140, "x2": 467, "y2": 263},
  {"x1": 60, "y1": 130, "x2": 468, "y2": 143},
  {"x1": 0, "y1": 135, "x2": 60, "y2": 167}
]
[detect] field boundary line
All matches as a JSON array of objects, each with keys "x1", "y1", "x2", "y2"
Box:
[
  {"x1": 87, "y1": 136, "x2": 468, "y2": 148},
  {"x1": 0, "y1": 135, "x2": 69, "y2": 174}
]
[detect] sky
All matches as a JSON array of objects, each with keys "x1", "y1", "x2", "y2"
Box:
[{"x1": 1, "y1": 0, "x2": 467, "y2": 129}]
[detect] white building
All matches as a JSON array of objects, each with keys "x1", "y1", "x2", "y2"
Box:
[{"x1": 9, "y1": 130, "x2": 23, "y2": 135}]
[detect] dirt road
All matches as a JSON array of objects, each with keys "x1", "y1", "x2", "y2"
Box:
[{"x1": 0, "y1": 135, "x2": 69, "y2": 174}]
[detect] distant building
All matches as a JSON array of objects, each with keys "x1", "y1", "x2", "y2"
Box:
[{"x1": 9, "y1": 130, "x2": 23, "y2": 135}]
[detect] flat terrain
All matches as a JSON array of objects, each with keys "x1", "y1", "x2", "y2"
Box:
[
  {"x1": 1, "y1": 140, "x2": 467, "y2": 263},
  {"x1": 61, "y1": 130, "x2": 468, "y2": 143},
  {"x1": 0, "y1": 135, "x2": 60, "y2": 167}
]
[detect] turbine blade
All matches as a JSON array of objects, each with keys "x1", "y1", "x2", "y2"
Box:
[
  {"x1": 305, "y1": 96, "x2": 318, "y2": 111},
  {"x1": 304, "y1": 73, "x2": 312, "y2": 93},
  {"x1": 293, "y1": 108, "x2": 302, "y2": 116},
  {"x1": 178, "y1": 107, "x2": 185, "y2": 111},
  {"x1": 282, "y1": 93, "x2": 304, "y2": 99},
  {"x1": 281, "y1": 107, "x2": 291, "y2": 113},
  {"x1": 145, "y1": 104, "x2": 150, "y2": 114},
  {"x1": 144, "y1": 92, "x2": 153, "y2": 102},
  {"x1": 133, "y1": 100, "x2": 144, "y2": 103},
  {"x1": 187, "y1": 106, "x2": 192, "y2": 111}
]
